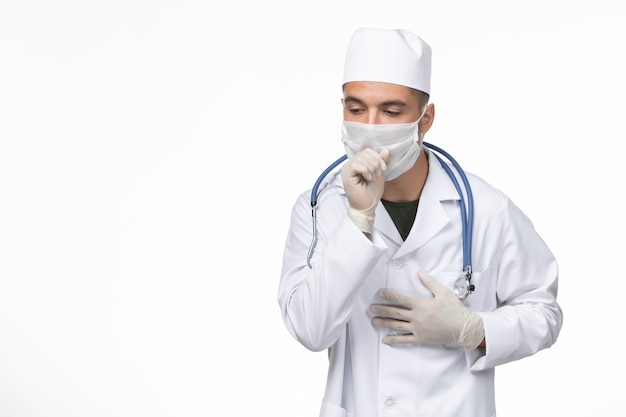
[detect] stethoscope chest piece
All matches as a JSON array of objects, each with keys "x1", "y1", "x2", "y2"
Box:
[{"x1": 453, "y1": 269, "x2": 475, "y2": 300}]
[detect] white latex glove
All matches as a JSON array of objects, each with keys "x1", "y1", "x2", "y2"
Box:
[
  {"x1": 340, "y1": 148, "x2": 390, "y2": 234},
  {"x1": 369, "y1": 270, "x2": 485, "y2": 350}
]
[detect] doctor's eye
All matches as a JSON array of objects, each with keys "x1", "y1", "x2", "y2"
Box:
[{"x1": 348, "y1": 107, "x2": 365, "y2": 114}]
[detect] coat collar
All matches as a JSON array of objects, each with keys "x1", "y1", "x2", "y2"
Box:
[{"x1": 375, "y1": 148, "x2": 461, "y2": 258}]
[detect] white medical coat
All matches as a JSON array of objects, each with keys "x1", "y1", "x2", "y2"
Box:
[{"x1": 278, "y1": 149, "x2": 563, "y2": 417}]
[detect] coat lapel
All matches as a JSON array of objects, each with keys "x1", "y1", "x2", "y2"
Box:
[{"x1": 379, "y1": 149, "x2": 461, "y2": 259}]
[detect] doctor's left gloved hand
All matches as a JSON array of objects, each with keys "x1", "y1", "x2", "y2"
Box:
[{"x1": 369, "y1": 270, "x2": 485, "y2": 350}]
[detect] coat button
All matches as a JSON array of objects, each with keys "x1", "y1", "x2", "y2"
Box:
[
  {"x1": 384, "y1": 397, "x2": 397, "y2": 408},
  {"x1": 391, "y1": 260, "x2": 403, "y2": 269}
]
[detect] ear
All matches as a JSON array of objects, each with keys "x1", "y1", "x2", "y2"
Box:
[{"x1": 419, "y1": 103, "x2": 435, "y2": 135}]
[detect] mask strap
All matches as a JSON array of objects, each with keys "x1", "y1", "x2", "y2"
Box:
[
  {"x1": 418, "y1": 103, "x2": 429, "y2": 121},
  {"x1": 417, "y1": 103, "x2": 429, "y2": 139}
]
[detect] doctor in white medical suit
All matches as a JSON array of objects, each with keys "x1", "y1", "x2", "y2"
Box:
[{"x1": 278, "y1": 27, "x2": 563, "y2": 417}]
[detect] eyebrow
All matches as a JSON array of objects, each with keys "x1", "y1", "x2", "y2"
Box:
[{"x1": 343, "y1": 96, "x2": 408, "y2": 107}]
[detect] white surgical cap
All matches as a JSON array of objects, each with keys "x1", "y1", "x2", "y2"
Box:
[{"x1": 342, "y1": 27, "x2": 432, "y2": 95}]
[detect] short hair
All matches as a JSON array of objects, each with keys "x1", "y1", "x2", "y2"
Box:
[{"x1": 410, "y1": 88, "x2": 430, "y2": 109}]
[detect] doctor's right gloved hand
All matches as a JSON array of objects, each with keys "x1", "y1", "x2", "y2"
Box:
[{"x1": 341, "y1": 148, "x2": 390, "y2": 234}]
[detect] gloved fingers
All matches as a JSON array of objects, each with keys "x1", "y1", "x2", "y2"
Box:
[
  {"x1": 418, "y1": 269, "x2": 452, "y2": 298},
  {"x1": 348, "y1": 148, "x2": 388, "y2": 181},
  {"x1": 379, "y1": 147, "x2": 391, "y2": 164},
  {"x1": 370, "y1": 316, "x2": 411, "y2": 332},
  {"x1": 369, "y1": 302, "x2": 411, "y2": 321},
  {"x1": 370, "y1": 315, "x2": 416, "y2": 345},
  {"x1": 374, "y1": 288, "x2": 416, "y2": 309}
]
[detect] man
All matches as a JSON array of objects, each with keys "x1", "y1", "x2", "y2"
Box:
[{"x1": 278, "y1": 27, "x2": 562, "y2": 417}]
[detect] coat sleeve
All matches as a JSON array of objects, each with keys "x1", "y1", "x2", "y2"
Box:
[
  {"x1": 469, "y1": 196, "x2": 563, "y2": 370},
  {"x1": 277, "y1": 192, "x2": 387, "y2": 352}
]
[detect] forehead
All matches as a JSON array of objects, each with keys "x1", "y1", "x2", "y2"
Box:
[{"x1": 342, "y1": 81, "x2": 418, "y2": 105}]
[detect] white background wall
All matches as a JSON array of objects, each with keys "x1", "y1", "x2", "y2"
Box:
[{"x1": 1, "y1": 1, "x2": 624, "y2": 416}]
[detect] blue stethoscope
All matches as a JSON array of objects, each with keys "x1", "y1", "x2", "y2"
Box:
[{"x1": 307, "y1": 142, "x2": 476, "y2": 299}]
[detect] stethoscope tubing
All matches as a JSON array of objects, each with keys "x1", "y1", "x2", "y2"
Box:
[{"x1": 423, "y1": 142, "x2": 474, "y2": 271}]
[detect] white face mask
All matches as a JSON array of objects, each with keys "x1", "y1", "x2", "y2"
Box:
[{"x1": 340, "y1": 110, "x2": 426, "y2": 181}]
